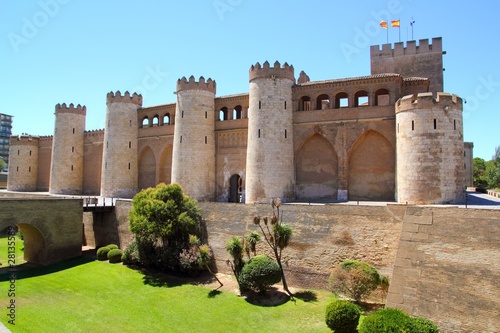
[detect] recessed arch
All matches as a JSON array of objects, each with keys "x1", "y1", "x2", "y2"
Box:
[
  {"x1": 233, "y1": 105, "x2": 243, "y2": 120},
  {"x1": 354, "y1": 90, "x2": 369, "y2": 107},
  {"x1": 296, "y1": 133, "x2": 338, "y2": 200},
  {"x1": 163, "y1": 113, "x2": 171, "y2": 125},
  {"x1": 334, "y1": 92, "x2": 349, "y2": 108},
  {"x1": 298, "y1": 96, "x2": 312, "y2": 111},
  {"x1": 159, "y1": 145, "x2": 173, "y2": 184},
  {"x1": 375, "y1": 88, "x2": 390, "y2": 106},
  {"x1": 219, "y1": 107, "x2": 229, "y2": 121},
  {"x1": 141, "y1": 117, "x2": 149, "y2": 127},
  {"x1": 229, "y1": 174, "x2": 242, "y2": 203},
  {"x1": 316, "y1": 94, "x2": 331, "y2": 110},
  {"x1": 138, "y1": 146, "x2": 156, "y2": 190},
  {"x1": 152, "y1": 115, "x2": 159, "y2": 126},
  {"x1": 348, "y1": 130, "x2": 395, "y2": 200}
]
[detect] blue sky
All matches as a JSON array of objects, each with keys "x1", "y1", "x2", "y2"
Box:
[{"x1": 1, "y1": 0, "x2": 499, "y2": 160}]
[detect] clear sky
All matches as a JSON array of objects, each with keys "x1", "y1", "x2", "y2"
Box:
[{"x1": 1, "y1": 0, "x2": 499, "y2": 160}]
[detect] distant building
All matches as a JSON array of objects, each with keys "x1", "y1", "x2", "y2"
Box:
[{"x1": 0, "y1": 113, "x2": 13, "y2": 167}]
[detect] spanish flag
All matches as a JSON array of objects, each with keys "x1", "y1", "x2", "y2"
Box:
[
  {"x1": 380, "y1": 20, "x2": 388, "y2": 29},
  {"x1": 391, "y1": 20, "x2": 400, "y2": 28}
]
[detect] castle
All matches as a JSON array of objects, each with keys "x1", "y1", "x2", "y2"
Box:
[{"x1": 7, "y1": 37, "x2": 473, "y2": 204}]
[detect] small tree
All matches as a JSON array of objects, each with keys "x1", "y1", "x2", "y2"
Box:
[
  {"x1": 329, "y1": 260, "x2": 382, "y2": 303},
  {"x1": 226, "y1": 236, "x2": 245, "y2": 291},
  {"x1": 245, "y1": 231, "x2": 261, "y2": 258},
  {"x1": 128, "y1": 183, "x2": 202, "y2": 272},
  {"x1": 180, "y1": 235, "x2": 223, "y2": 288},
  {"x1": 0, "y1": 158, "x2": 5, "y2": 171},
  {"x1": 252, "y1": 198, "x2": 293, "y2": 297}
]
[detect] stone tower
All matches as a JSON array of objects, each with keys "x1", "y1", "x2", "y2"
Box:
[
  {"x1": 100, "y1": 91, "x2": 142, "y2": 198},
  {"x1": 370, "y1": 37, "x2": 444, "y2": 93},
  {"x1": 49, "y1": 103, "x2": 86, "y2": 194},
  {"x1": 245, "y1": 61, "x2": 295, "y2": 204},
  {"x1": 171, "y1": 76, "x2": 216, "y2": 201},
  {"x1": 7, "y1": 134, "x2": 39, "y2": 191},
  {"x1": 395, "y1": 92, "x2": 465, "y2": 204}
]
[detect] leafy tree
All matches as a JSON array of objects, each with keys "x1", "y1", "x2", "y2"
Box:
[
  {"x1": 0, "y1": 158, "x2": 5, "y2": 171},
  {"x1": 486, "y1": 146, "x2": 500, "y2": 189},
  {"x1": 128, "y1": 183, "x2": 202, "y2": 272},
  {"x1": 329, "y1": 260, "x2": 383, "y2": 303},
  {"x1": 252, "y1": 198, "x2": 293, "y2": 297},
  {"x1": 245, "y1": 231, "x2": 261, "y2": 257},
  {"x1": 473, "y1": 157, "x2": 488, "y2": 188}
]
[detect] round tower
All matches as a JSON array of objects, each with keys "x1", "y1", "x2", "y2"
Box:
[
  {"x1": 395, "y1": 92, "x2": 465, "y2": 204},
  {"x1": 7, "y1": 134, "x2": 39, "y2": 191},
  {"x1": 171, "y1": 76, "x2": 216, "y2": 201},
  {"x1": 100, "y1": 91, "x2": 142, "y2": 198},
  {"x1": 49, "y1": 103, "x2": 86, "y2": 194},
  {"x1": 245, "y1": 61, "x2": 295, "y2": 204}
]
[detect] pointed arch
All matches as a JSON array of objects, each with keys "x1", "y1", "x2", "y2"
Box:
[
  {"x1": 138, "y1": 146, "x2": 156, "y2": 190},
  {"x1": 348, "y1": 130, "x2": 395, "y2": 201},
  {"x1": 159, "y1": 144, "x2": 173, "y2": 185},
  {"x1": 295, "y1": 133, "x2": 338, "y2": 200}
]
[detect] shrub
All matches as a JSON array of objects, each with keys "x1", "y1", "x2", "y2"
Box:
[
  {"x1": 107, "y1": 249, "x2": 123, "y2": 264},
  {"x1": 96, "y1": 247, "x2": 111, "y2": 261},
  {"x1": 122, "y1": 240, "x2": 140, "y2": 265},
  {"x1": 407, "y1": 316, "x2": 439, "y2": 333},
  {"x1": 325, "y1": 300, "x2": 360, "y2": 333},
  {"x1": 239, "y1": 255, "x2": 281, "y2": 293},
  {"x1": 329, "y1": 260, "x2": 381, "y2": 303},
  {"x1": 358, "y1": 308, "x2": 410, "y2": 333},
  {"x1": 106, "y1": 244, "x2": 119, "y2": 250}
]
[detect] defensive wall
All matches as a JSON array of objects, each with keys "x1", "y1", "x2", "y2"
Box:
[{"x1": 81, "y1": 201, "x2": 500, "y2": 333}]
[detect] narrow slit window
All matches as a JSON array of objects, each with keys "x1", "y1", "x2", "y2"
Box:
[
  {"x1": 16, "y1": 166, "x2": 19, "y2": 172},
  {"x1": 73, "y1": 128, "x2": 75, "y2": 134},
  {"x1": 17, "y1": 150, "x2": 19, "y2": 155},
  {"x1": 397, "y1": 123, "x2": 399, "y2": 133},
  {"x1": 433, "y1": 119, "x2": 437, "y2": 129},
  {"x1": 454, "y1": 119, "x2": 456, "y2": 130},
  {"x1": 258, "y1": 129, "x2": 261, "y2": 138},
  {"x1": 259, "y1": 101, "x2": 261, "y2": 109},
  {"x1": 182, "y1": 111, "x2": 184, "y2": 118},
  {"x1": 72, "y1": 147, "x2": 74, "y2": 153},
  {"x1": 29, "y1": 166, "x2": 31, "y2": 172},
  {"x1": 106, "y1": 141, "x2": 109, "y2": 148},
  {"x1": 412, "y1": 120, "x2": 414, "y2": 131},
  {"x1": 105, "y1": 162, "x2": 107, "y2": 169},
  {"x1": 128, "y1": 141, "x2": 131, "y2": 149},
  {"x1": 205, "y1": 111, "x2": 208, "y2": 119},
  {"x1": 285, "y1": 129, "x2": 287, "y2": 138},
  {"x1": 180, "y1": 136, "x2": 182, "y2": 143},
  {"x1": 284, "y1": 101, "x2": 287, "y2": 109},
  {"x1": 29, "y1": 150, "x2": 32, "y2": 156},
  {"x1": 129, "y1": 120, "x2": 132, "y2": 127},
  {"x1": 128, "y1": 163, "x2": 131, "y2": 170},
  {"x1": 71, "y1": 165, "x2": 73, "y2": 171},
  {"x1": 205, "y1": 136, "x2": 208, "y2": 144}
]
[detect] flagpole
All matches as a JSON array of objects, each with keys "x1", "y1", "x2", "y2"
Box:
[
  {"x1": 399, "y1": 18, "x2": 401, "y2": 42},
  {"x1": 387, "y1": 26, "x2": 388, "y2": 44}
]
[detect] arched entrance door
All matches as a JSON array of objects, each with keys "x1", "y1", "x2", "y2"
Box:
[{"x1": 229, "y1": 174, "x2": 241, "y2": 203}]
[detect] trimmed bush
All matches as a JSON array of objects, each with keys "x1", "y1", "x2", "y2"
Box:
[
  {"x1": 329, "y1": 260, "x2": 381, "y2": 303},
  {"x1": 122, "y1": 240, "x2": 139, "y2": 265},
  {"x1": 325, "y1": 300, "x2": 360, "y2": 333},
  {"x1": 108, "y1": 249, "x2": 123, "y2": 264},
  {"x1": 96, "y1": 247, "x2": 111, "y2": 261},
  {"x1": 106, "y1": 244, "x2": 119, "y2": 250},
  {"x1": 407, "y1": 317, "x2": 439, "y2": 333},
  {"x1": 239, "y1": 255, "x2": 281, "y2": 293}
]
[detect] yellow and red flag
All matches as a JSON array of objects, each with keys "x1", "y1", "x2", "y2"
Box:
[
  {"x1": 380, "y1": 21, "x2": 388, "y2": 29},
  {"x1": 391, "y1": 20, "x2": 400, "y2": 28}
]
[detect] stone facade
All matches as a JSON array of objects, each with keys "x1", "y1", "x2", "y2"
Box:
[
  {"x1": 8, "y1": 37, "x2": 473, "y2": 203},
  {"x1": 7, "y1": 135, "x2": 39, "y2": 191}
]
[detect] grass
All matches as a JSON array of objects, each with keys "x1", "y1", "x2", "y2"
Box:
[
  {"x1": 0, "y1": 255, "x2": 335, "y2": 332},
  {"x1": 0, "y1": 235, "x2": 25, "y2": 267}
]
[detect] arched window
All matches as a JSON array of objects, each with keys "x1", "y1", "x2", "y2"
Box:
[
  {"x1": 152, "y1": 115, "x2": 159, "y2": 126},
  {"x1": 354, "y1": 90, "x2": 369, "y2": 107},
  {"x1": 163, "y1": 113, "x2": 170, "y2": 125},
  {"x1": 219, "y1": 107, "x2": 229, "y2": 121},
  {"x1": 233, "y1": 105, "x2": 242, "y2": 119},
  {"x1": 316, "y1": 94, "x2": 330, "y2": 110},
  {"x1": 142, "y1": 117, "x2": 149, "y2": 127},
  {"x1": 375, "y1": 89, "x2": 390, "y2": 106},
  {"x1": 298, "y1": 96, "x2": 311, "y2": 111},
  {"x1": 334, "y1": 92, "x2": 349, "y2": 108}
]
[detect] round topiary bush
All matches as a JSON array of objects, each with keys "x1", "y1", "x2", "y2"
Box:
[
  {"x1": 325, "y1": 300, "x2": 360, "y2": 333},
  {"x1": 107, "y1": 249, "x2": 124, "y2": 264},
  {"x1": 106, "y1": 244, "x2": 119, "y2": 250},
  {"x1": 239, "y1": 255, "x2": 281, "y2": 293},
  {"x1": 358, "y1": 308, "x2": 410, "y2": 333},
  {"x1": 96, "y1": 247, "x2": 111, "y2": 261}
]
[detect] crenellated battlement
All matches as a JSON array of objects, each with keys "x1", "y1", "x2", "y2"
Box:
[
  {"x1": 55, "y1": 103, "x2": 86, "y2": 115},
  {"x1": 106, "y1": 91, "x2": 143, "y2": 106},
  {"x1": 249, "y1": 60, "x2": 295, "y2": 82},
  {"x1": 396, "y1": 92, "x2": 462, "y2": 113},
  {"x1": 176, "y1": 76, "x2": 216, "y2": 94},
  {"x1": 9, "y1": 134, "x2": 40, "y2": 146},
  {"x1": 370, "y1": 37, "x2": 442, "y2": 58}
]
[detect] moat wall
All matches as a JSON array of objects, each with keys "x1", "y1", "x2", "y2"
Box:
[{"x1": 85, "y1": 201, "x2": 500, "y2": 333}]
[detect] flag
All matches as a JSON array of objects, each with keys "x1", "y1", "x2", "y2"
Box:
[
  {"x1": 380, "y1": 21, "x2": 388, "y2": 29},
  {"x1": 391, "y1": 20, "x2": 400, "y2": 28},
  {"x1": 410, "y1": 18, "x2": 415, "y2": 26}
]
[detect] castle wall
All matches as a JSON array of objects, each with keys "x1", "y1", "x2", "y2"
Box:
[
  {"x1": 37, "y1": 136, "x2": 52, "y2": 191},
  {"x1": 83, "y1": 130, "x2": 104, "y2": 195},
  {"x1": 7, "y1": 135, "x2": 39, "y2": 191},
  {"x1": 396, "y1": 92, "x2": 465, "y2": 204},
  {"x1": 371, "y1": 38, "x2": 443, "y2": 93},
  {"x1": 386, "y1": 206, "x2": 500, "y2": 333}
]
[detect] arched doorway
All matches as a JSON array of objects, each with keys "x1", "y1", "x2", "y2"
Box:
[{"x1": 229, "y1": 174, "x2": 242, "y2": 203}]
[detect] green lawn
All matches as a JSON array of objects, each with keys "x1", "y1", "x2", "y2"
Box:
[{"x1": 0, "y1": 256, "x2": 335, "y2": 333}]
